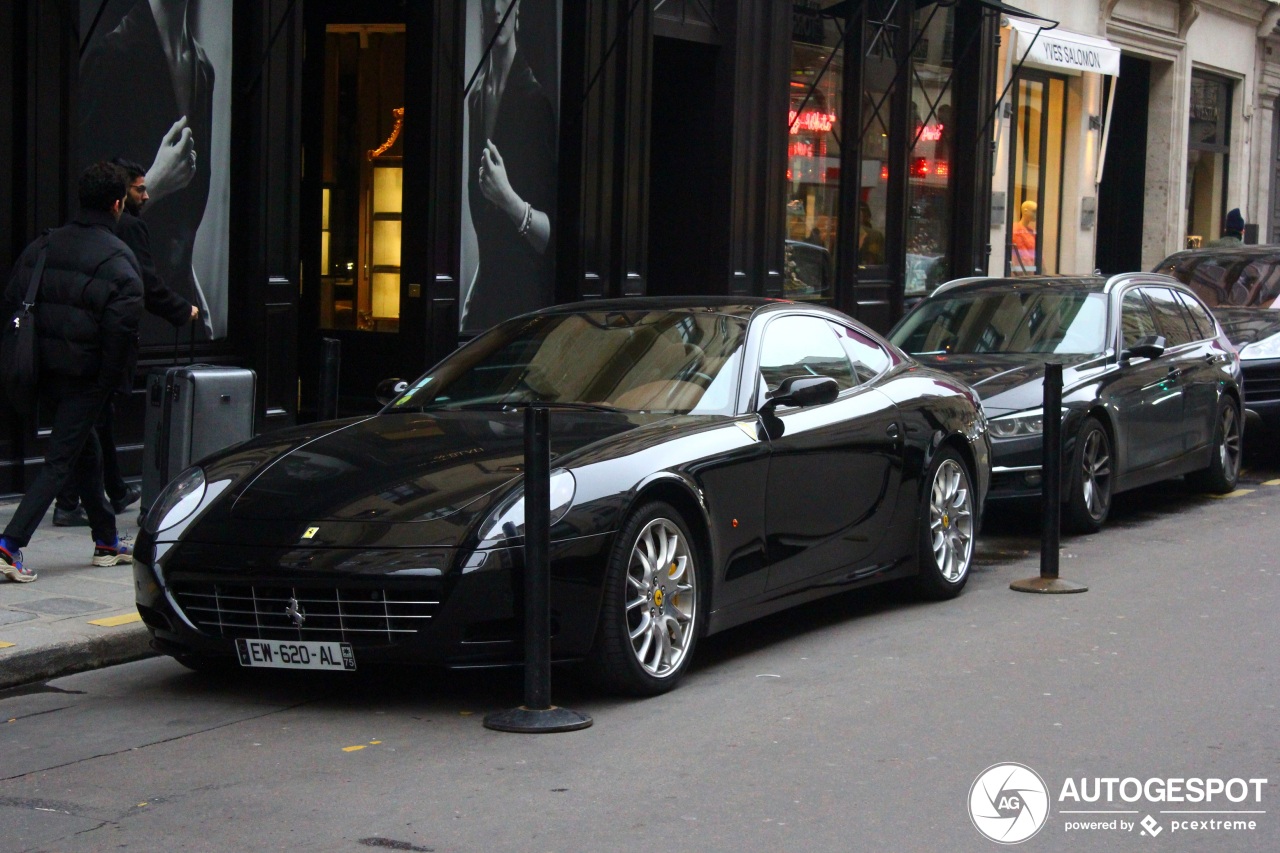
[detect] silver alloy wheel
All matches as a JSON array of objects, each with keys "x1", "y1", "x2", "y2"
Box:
[
  {"x1": 1079, "y1": 428, "x2": 1112, "y2": 520},
  {"x1": 625, "y1": 518, "x2": 697, "y2": 678},
  {"x1": 929, "y1": 458, "x2": 974, "y2": 582},
  {"x1": 1219, "y1": 403, "x2": 1241, "y2": 482}
]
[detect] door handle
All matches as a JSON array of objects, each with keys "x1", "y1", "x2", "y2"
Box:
[{"x1": 886, "y1": 423, "x2": 900, "y2": 438}]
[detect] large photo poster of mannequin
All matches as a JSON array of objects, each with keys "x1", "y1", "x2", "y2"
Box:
[
  {"x1": 460, "y1": 0, "x2": 561, "y2": 335},
  {"x1": 78, "y1": 0, "x2": 231, "y2": 342}
]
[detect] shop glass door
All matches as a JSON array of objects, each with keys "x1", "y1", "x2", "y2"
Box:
[{"x1": 1008, "y1": 70, "x2": 1066, "y2": 276}]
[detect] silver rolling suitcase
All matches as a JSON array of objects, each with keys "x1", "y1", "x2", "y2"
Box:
[{"x1": 140, "y1": 366, "x2": 256, "y2": 521}]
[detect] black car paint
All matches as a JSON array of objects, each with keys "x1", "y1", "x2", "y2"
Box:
[
  {"x1": 891, "y1": 276, "x2": 1241, "y2": 505},
  {"x1": 1155, "y1": 246, "x2": 1280, "y2": 436},
  {"x1": 134, "y1": 299, "x2": 990, "y2": 671}
]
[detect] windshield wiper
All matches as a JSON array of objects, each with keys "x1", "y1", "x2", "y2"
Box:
[{"x1": 541, "y1": 401, "x2": 626, "y2": 413}]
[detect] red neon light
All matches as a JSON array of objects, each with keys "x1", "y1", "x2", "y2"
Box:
[
  {"x1": 880, "y1": 165, "x2": 889, "y2": 181},
  {"x1": 912, "y1": 157, "x2": 930, "y2": 177},
  {"x1": 919, "y1": 123, "x2": 945, "y2": 142},
  {"x1": 789, "y1": 109, "x2": 838, "y2": 134}
]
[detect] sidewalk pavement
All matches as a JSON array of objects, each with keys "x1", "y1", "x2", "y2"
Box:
[{"x1": 0, "y1": 496, "x2": 153, "y2": 691}]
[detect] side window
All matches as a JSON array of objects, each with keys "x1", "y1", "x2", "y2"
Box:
[
  {"x1": 829, "y1": 321, "x2": 891, "y2": 383},
  {"x1": 1144, "y1": 287, "x2": 1195, "y2": 347},
  {"x1": 758, "y1": 315, "x2": 856, "y2": 396},
  {"x1": 1176, "y1": 259, "x2": 1231, "y2": 307},
  {"x1": 1120, "y1": 290, "x2": 1158, "y2": 350},
  {"x1": 1174, "y1": 290, "x2": 1215, "y2": 341}
]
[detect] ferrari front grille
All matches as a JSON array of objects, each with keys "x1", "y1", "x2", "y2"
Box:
[{"x1": 172, "y1": 583, "x2": 439, "y2": 645}]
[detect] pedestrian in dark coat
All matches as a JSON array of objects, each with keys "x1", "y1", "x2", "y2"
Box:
[
  {"x1": 0, "y1": 162, "x2": 144, "y2": 583},
  {"x1": 53, "y1": 158, "x2": 197, "y2": 526}
]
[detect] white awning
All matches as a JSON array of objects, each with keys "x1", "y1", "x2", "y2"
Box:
[{"x1": 1008, "y1": 19, "x2": 1121, "y2": 77}]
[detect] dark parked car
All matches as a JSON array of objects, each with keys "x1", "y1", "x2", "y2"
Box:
[
  {"x1": 1154, "y1": 245, "x2": 1280, "y2": 439},
  {"x1": 889, "y1": 274, "x2": 1242, "y2": 533},
  {"x1": 135, "y1": 298, "x2": 990, "y2": 696}
]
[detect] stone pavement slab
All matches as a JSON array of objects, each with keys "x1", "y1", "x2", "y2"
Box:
[{"x1": 0, "y1": 496, "x2": 153, "y2": 690}]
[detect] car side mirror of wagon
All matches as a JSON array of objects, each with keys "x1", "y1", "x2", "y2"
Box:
[
  {"x1": 376, "y1": 377, "x2": 409, "y2": 406},
  {"x1": 761, "y1": 375, "x2": 840, "y2": 414},
  {"x1": 1124, "y1": 335, "x2": 1167, "y2": 361}
]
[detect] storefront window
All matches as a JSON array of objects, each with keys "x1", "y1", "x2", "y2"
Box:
[
  {"x1": 904, "y1": 4, "x2": 955, "y2": 296},
  {"x1": 859, "y1": 0, "x2": 898, "y2": 277},
  {"x1": 786, "y1": 1, "x2": 844, "y2": 303},
  {"x1": 318, "y1": 25, "x2": 405, "y2": 333},
  {"x1": 1186, "y1": 72, "x2": 1232, "y2": 248},
  {"x1": 1008, "y1": 71, "x2": 1066, "y2": 275}
]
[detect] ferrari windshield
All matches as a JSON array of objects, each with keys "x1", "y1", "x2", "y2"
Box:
[
  {"x1": 390, "y1": 309, "x2": 749, "y2": 415},
  {"x1": 892, "y1": 287, "x2": 1109, "y2": 355}
]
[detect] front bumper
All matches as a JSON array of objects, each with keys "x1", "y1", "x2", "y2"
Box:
[{"x1": 134, "y1": 532, "x2": 613, "y2": 670}]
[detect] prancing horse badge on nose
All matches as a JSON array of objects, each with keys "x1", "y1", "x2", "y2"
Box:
[{"x1": 302, "y1": 526, "x2": 320, "y2": 539}]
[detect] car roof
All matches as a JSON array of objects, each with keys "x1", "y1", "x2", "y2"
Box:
[
  {"x1": 926, "y1": 272, "x2": 1191, "y2": 300},
  {"x1": 527, "y1": 295, "x2": 786, "y2": 320},
  {"x1": 1157, "y1": 245, "x2": 1280, "y2": 264}
]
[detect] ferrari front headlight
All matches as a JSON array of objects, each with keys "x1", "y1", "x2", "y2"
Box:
[{"x1": 477, "y1": 469, "x2": 577, "y2": 546}]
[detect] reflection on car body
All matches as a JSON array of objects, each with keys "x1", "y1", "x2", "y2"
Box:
[
  {"x1": 135, "y1": 297, "x2": 990, "y2": 696},
  {"x1": 1155, "y1": 245, "x2": 1280, "y2": 439},
  {"x1": 890, "y1": 274, "x2": 1243, "y2": 533}
]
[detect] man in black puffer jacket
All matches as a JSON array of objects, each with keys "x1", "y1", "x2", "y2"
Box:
[{"x1": 0, "y1": 162, "x2": 144, "y2": 583}]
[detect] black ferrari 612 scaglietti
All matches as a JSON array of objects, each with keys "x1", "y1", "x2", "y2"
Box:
[{"x1": 135, "y1": 298, "x2": 990, "y2": 695}]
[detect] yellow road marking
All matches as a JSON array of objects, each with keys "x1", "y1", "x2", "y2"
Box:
[
  {"x1": 1263, "y1": 479, "x2": 1280, "y2": 486},
  {"x1": 1208, "y1": 489, "x2": 1254, "y2": 499},
  {"x1": 88, "y1": 613, "x2": 142, "y2": 627},
  {"x1": 0, "y1": 641, "x2": 14, "y2": 649},
  {"x1": 342, "y1": 745, "x2": 366, "y2": 752}
]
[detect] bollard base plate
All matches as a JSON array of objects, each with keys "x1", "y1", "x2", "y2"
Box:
[
  {"x1": 483, "y1": 705, "x2": 593, "y2": 733},
  {"x1": 1011, "y1": 576, "x2": 1088, "y2": 594}
]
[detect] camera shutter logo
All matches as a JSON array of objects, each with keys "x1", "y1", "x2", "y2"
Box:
[{"x1": 969, "y1": 762, "x2": 1051, "y2": 844}]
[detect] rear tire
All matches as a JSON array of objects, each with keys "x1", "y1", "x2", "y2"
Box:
[
  {"x1": 1064, "y1": 417, "x2": 1112, "y2": 534},
  {"x1": 912, "y1": 447, "x2": 975, "y2": 600},
  {"x1": 583, "y1": 502, "x2": 702, "y2": 696},
  {"x1": 1187, "y1": 398, "x2": 1241, "y2": 494}
]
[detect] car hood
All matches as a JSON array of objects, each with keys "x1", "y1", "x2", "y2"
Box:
[
  {"x1": 909, "y1": 353, "x2": 1102, "y2": 415},
  {"x1": 1211, "y1": 307, "x2": 1280, "y2": 347},
  {"x1": 222, "y1": 409, "x2": 663, "y2": 525}
]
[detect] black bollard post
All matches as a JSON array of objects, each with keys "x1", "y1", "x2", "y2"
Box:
[
  {"x1": 1011, "y1": 362, "x2": 1087, "y2": 594},
  {"x1": 484, "y1": 405, "x2": 592, "y2": 733},
  {"x1": 319, "y1": 337, "x2": 341, "y2": 421}
]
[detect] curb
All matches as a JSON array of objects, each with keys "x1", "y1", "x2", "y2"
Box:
[{"x1": 0, "y1": 624, "x2": 155, "y2": 692}]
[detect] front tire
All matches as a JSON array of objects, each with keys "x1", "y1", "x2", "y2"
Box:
[
  {"x1": 1064, "y1": 416, "x2": 1112, "y2": 534},
  {"x1": 584, "y1": 502, "x2": 702, "y2": 696},
  {"x1": 912, "y1": 447, "x2": 975, "y2": 600},
  {"x1": 1187, "y1": 398, "x2": 1241, "y2": 494}
]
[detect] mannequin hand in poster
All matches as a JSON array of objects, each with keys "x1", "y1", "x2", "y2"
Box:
[
  {"x1": 144, "y1": 116, "x2": 198, "y2": 204},
  {"x1": 478, "y1": 138, "x2": 550, "y2": 253}
]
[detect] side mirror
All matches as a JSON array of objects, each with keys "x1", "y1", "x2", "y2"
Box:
[
  {"x1": 1124, "y1": 334, "x2": 1166, "y2": 361},
  {"x1": 761, "y1": 375, "x2": 840, "y2": 413},
  {"x1": 376, "y1": 377, "x2": 409, "y2": 406}
]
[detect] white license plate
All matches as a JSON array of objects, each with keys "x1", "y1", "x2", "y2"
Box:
[{"x1": 235, "y1": 638, "x2": 356, "y2": 671}]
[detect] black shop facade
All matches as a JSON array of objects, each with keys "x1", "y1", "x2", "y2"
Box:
[{"x1": 1, "y1": 0, "x2": 998, "y2": 494}]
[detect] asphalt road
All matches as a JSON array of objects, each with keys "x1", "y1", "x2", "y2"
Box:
[{"x1": 1, "y1": 453, "x2": 1278, "y2": 853}]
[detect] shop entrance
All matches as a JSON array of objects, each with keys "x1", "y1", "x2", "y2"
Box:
[
  {"x1": 1007, "y1": 69, "x2": 1068, "y2": 276},
  {"x1": 299, "y1": 3, "x2": 407, "y2": 420},
  {"x1": 647, "y1": 35, "x2": 724, "y2": 295},
  {"x1": 1096, "y1": 55, "x2": 1150, "y2": 275}
]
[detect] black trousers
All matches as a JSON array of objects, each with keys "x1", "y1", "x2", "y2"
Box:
[
  {"x1": 3, "y1": 375, "x2": 117, "y2": 547},
  {"x1": 55, "y1": 395, "x2": 126, "y2": 509}
]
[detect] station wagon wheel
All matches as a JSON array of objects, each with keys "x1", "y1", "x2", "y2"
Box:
[
  {"x1": 584, "y1": 502, "x2": 702, "y2": 696},
  {"x1": 1064, "y1": 416, "x2": 1112, "y2": 534},
  {"x1": 1187, "y1": 398, "x2": 1241, "y2": 494},
  {"x1": 912, "y1": 447, "x2": 974, "y2": 599}
]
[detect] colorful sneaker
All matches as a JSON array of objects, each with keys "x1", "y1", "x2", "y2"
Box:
[
  {"x1": 0, "y1": 543, "x2": 36, "y2": 583},
  {"x1": 92, "y1": 535, "x2": 134, "y2": 567}
]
